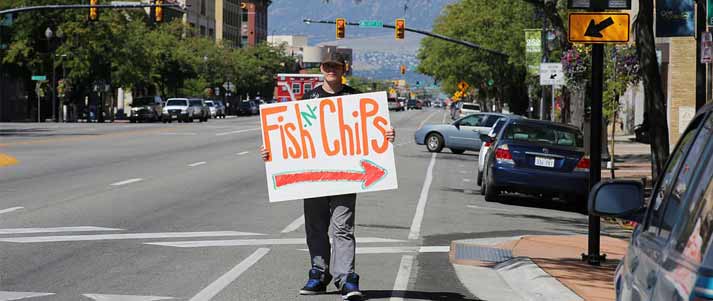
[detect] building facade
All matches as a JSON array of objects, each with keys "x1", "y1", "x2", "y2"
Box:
[
  {"x1": 240, "y1": 0, "x2": 269, "y2": 47},
  {"x1": 216, "y1": 0, "x2": 242, "y2": 48}
]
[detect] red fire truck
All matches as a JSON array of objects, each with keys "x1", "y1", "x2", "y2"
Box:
[{"x1": 274, "y1": 73, "x2": 324, "y2": 102}]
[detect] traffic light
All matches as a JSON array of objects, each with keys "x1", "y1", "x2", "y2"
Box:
[
  {"x1": 89, "y1": 0, "x2": 99, "y2": 21},
  {"x1": 400, "y1": 64, "x2": 406, "y2": 75},
  {"x1": 154, "y1": 0, "x2": 164, "y2": 22},
  {"x1": 395, "y1": 18, "x2": 405, "y2": 40},
  {"x1": 336, "y1": 18, "x2": 345, "y2": 39}
]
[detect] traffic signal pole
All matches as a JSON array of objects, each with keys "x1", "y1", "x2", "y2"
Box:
[
  {"x1": 0, "y1": 3, "x2": 185, "y2": 16},
  {"x1": 303, "y1": 18, "x2": 509, "y2": 57}
]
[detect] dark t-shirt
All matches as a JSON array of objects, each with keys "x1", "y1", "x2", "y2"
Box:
[{"x1": 303, "y1": 84, "x2": 359, "y2": 100}]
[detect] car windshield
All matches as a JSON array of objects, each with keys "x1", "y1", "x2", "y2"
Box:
[
  {"x1": 206, "y1": 102, "x2": 214, "y2": 107},
  {"x1": 504, "y1": 123, "x2": 583, "y2": 147},
  {"x1": 132, "y1": 97, "x2": 154, "y2": 106},
  {"x1": 190, "y1": 100, "x2": 203, "y2": 106},
  {"x1": 166, "y1": 99, "x2": 187, "y2": 106},
  {"x1": 463, "y1": 104, "x2": 480, "y2": 111}
]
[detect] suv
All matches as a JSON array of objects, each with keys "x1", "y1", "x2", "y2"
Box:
[
  {"x1": 187, "y1": 99, "x2": 209, "y2": 122},
  {"x1": 589, "y1": 103, "x2": 713, "y2": 301},
  {"x1": 162, "y1": 98, "x2": 189, "y2": 123},
  {"x1": 129, "y1": 96, "x2": 163, "y2": 122},
  {"x1": 205, "y1": 100, "x2": 217, "y2": 118},
  {"x1": 237, "y1": 99, "x2": 258, "y2": 116}
]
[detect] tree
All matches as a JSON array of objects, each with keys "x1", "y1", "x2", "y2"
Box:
[
  {"x1": 634, "y1": 0, "x2": 669, "y2": 179},
  {"x1": 417, "y1": 0, "x2": 539, "y2": 115}
]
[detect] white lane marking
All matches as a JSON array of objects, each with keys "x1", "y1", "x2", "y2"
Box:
[
  {"x1": 110, "y1": 178, "x2": 143, "y2": 186},
  {"x1": 467, "y1": 205, "x2": 514, "y2": 212},
  {"x1": 0, "y1": 207, "x2": 24, "y2": 215},
  {"x1": 417, "y1": 110, "x2": 439, "y2": 129},
  {"x1": 188, "y1": 161, "x2": 207, "y2": 167},
  {"x1": 463, "y1": 179, "x2": 472, "y2": 183},
  {"x1": 0, "y1": 226, "x2": 122, "y2": 235},
  {"x1": 0, "y1": 231, "x2": 263, "y2": 243},
  {"x1": 459, "y1": 170, "x2": 468, "y2": 174},
  {"x1": 390, "y1": 255, "x2": 415, "y2": 301},
  {"x1": 280, "y1": 215, "x2": 305, "y2": 233},
  {"x1": 236, "y1": 151, "x2": 249, "y2": 156},
  {"x1": 297, "y1": 246, "x2": 450, "y2": 254},
  {"x1": 146, "y1": 237, "x2": 403, "y2": 248},
  {"x1": 408, "y1": 152, "x2": 436, "y2": 240},
  {"x1": 0, "y1": 291, "x2": 55, "y2": 300},
  {"x1": 394, "y1": 141, "x2": 411, "y2": 147},
  {"x1": 158, "y1": 132, "x2": 197, "y2": 136},
  {"x1": 83, "y1": 294, "x2": 175, "y2": 300},
  {"x1": 215, "y1": 127, "x2": 260, "y2": 136},
  {"x1": 189, "y1": 248, "x2": 270, "y2": 301}
]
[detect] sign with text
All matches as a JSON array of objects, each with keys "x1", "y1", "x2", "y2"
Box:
[
  {"x1": 260, "y1": 92, "x2": 398, "y2": 202},
  {"x1": 656, "y1": 0, "x2": 694, "y2": 37},
  {"x1": 568, "y1": 13, "x2": 630, "y2": 44},
  {"x1": 539, "y1": 63, "x2": 565, "y2": 86},
  {"x1": 525, "y1": 29, "x2": 542, "y2": 76},
  {"x1": 567, "y1": 0, "x2": 631, "y2": 9}
]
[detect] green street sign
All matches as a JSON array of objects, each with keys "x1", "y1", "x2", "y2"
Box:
[
  {"x1": 32, "y1": 75, "x2": 47, "y2": 81},
  {"x1": 487, "y1": 79, "x2": 495, "y2": 86},
  {"x1": 359, "y1": 20, "x2": 383, "y2": 28},
  {"x1": 709, "y1": 0, "x2": 713, "y2": 26}
]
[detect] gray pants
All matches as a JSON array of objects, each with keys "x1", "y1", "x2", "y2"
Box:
[{"x1": 304, "y1": 193, "x2": 356, "y2": 285}]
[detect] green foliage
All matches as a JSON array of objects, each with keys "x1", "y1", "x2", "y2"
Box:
[
  {"x1": 416, "y1": 0, "x2": 538, "y2": 113},
  {"x1": 0, "y1": 2, "x2": 295, "y2": 103},
  {"x1": 346, "y1": 76, "x2": 391, "y2": 93}
]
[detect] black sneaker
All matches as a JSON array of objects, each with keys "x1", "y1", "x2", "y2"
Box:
[
  {"x1": 340, "y1": 273, "x2": 363, "y2": 300},
  {"x1": 299, "y1": 268, "x2": 332, "y2": 295}
]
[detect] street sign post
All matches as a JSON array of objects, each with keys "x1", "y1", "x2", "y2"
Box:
[
  {"x1": 359, "y1": 20, "x2": 383, "y2": 28},
  {"x1": 223, "y1": 81, "x2": 235, "y2": 92},
  {"x1": 32, "y1": 75, "x2": 47, "y2": 81},
  {"x1": 457, "y1": 80, "x2": 469, "y2": 91},
  {"x1": 702, "y1": 32, "x2": 713, "y2": 64},
  {"x1": 569, "y1": 13, "x2": 630, "y2": 43}
]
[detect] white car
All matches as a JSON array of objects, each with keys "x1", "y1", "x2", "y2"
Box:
[
  {"x1": 460, "y1": 103, "x2": 481, "y2": 116},
  {"x1": 162, "y1": 98, "x2": 190, "y2": 123},
  {"x1": 205, "y1": 100, "x2": 217, "y2": 118},
  {"x1": 477, "y1": 116, "x2": 521, "y2": 187}
]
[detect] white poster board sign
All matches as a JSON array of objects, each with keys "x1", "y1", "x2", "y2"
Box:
[{"x1": 260, "y1": 91, "x2": 398, "y2": 202}]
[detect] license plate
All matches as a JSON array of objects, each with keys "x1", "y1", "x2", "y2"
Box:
[{"x1": 535, "y1": 157, "x2": 555, "y2": 168}]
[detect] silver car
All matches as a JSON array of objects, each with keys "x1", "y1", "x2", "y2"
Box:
[{"x1": 414, "y1": 113, "x2": 507, "y2": 154}]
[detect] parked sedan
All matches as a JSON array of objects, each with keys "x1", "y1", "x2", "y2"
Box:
[
  {"x1": 237, "y1": 99, "x2": 259, "y2": 116},
  {"x1": 414, "y1": 113, "x2": 506, "y2": 154},
  {"x1": 477, "y1": 116, "x2": 522, "y2": 186},
  {"x1": 480, "y1": 119, "x2": 589, "y2": 205},
  {"x1": 205, "y1": 100, "x2": 217, "y2": 118},
  {"x1": 213, "y1": 100, "x2": 226, "y2": 118},
  {"x1": 589, "y1": 103, "x2": 713, "y2": 301},
  {"x1": 187, "y1": 99, "x2": 209, "y2": 122}
]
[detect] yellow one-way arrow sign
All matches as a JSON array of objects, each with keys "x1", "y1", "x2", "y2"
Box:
[{"x1": 568, "y1": 12, "x2": 630, "y2": 44}]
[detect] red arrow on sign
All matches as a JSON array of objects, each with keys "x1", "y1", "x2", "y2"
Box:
[{"x1": 274, "y1": 160, "x2": 387, "y2": 189}]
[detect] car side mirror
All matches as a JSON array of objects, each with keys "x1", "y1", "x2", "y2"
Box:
[
  {"x1": 589, "y1": 180, "x2": 645, "y2": 223},
  {"x1": 480, "y1": 134, "x2": 494, "y2": 143}
]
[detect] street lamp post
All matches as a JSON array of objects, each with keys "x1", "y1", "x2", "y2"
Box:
[{"x1": 45, "y1": 27, "x2": 56, "y2": 122}]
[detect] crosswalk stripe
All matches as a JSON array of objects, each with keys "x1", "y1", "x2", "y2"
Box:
[
  {"x1": 82, "y1": 294, "x2": 175, "y2": 301},
  {"x1": 0, "y1": 291, "x2": 54, "y2": 300},
  {"x1": 189, "y1": 248, "x2": 270, "y2": 301},
  {"x1": 297, "y1": 246, "x2": 450, "y2": 254},
  {"x1": 146, "y1": 237, "x2": 404, "y2": 248},
  {"x1": 0, "y1": 231, "x2": 263, "y2": 243},
  {"x1": 0, "y1": 226, "x2": 122, "y2": 235}
]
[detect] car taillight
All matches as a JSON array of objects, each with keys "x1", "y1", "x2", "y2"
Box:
[
  {"x1": 495, "y1": 144, "x2": 514, "y2": 164},
  {"x1": 484, "y1": 141, "x2": 492, "y2": 147},
  {"x1": 575, "y1": 156, "x2": 590, "y2": 172}
]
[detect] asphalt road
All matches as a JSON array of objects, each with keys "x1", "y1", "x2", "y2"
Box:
[{"x1": 0, "y1": 109, "x2": 612, "y2": 301}]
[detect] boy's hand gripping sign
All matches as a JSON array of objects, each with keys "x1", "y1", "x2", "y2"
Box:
[{"x1": 260, "y1": 91, "x2": 398, "y2": 202}]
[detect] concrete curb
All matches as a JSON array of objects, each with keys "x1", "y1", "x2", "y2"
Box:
[{"x1": 450, "y1": 237, "x2": 583, "y2": 301}]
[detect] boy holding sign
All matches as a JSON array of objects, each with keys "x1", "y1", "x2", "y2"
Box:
[{"x1": 260, "y1": 52, "x2": 395, "y2": 300}]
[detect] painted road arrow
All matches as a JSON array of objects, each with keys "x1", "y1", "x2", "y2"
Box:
[
  {"x1": 274, "y1": 160, "x2": 387, "y2": 188},
  {"x1": 584, "y1": 17, "x2": 614, "y2": 38}
]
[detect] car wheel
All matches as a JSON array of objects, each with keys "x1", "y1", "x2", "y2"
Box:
[
  {"x1": 483, "y1": 174, "x2": 499, "y2": 202},
  {"x1": 426, "y1": 133, "x2": 444, "y2": 153},
  {"x1": 568, "y1": 194, "x2": 588, "y2": 213},
  {"x1": 477, "y1": 170, "x2": 483, "y2": 187},
  {"x1": 451, "y1": 148, "x2": 465, "y2": 154}
]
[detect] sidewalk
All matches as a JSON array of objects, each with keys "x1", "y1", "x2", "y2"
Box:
[
  {"x1": 602, "y1": 134, "x2": 651, "y2": 183},
  {"x1": 451, "y1": 235, "x2": 629, "y2": 301}
]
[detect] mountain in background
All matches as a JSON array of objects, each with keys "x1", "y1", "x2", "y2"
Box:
[{"x1": 268, "y1": 0, "x2": 458, "y2": 84}]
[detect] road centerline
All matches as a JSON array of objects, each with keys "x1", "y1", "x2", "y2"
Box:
[
  {"x1": 408, "y1": 152, "x2": 436, "y2": 240},
  {"x1": 215, "y1": 127, "x2": 260, "y2": 136},
  {"x1": 188, "y1": 248, "x2": 270, "y2": 301},
  {"x1": 0, "y1": 206, "x2": 24, "y2": 215},
  {"x1": 390, "y1": 255, "x2": 415, "y2": 301},
  {"x1": 188, "y1": 161, "x2": 207, "y2": 167}
]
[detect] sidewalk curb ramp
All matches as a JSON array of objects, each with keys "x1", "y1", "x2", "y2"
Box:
[{"x1": 450, "y1": 237, "x2": 585, "y2": 301}]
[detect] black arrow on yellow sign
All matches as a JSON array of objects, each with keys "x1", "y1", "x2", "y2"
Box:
[{"x1": 584, "y1": 17, "x2": 614, "y2": 38}]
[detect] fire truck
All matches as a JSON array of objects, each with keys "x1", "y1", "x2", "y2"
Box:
[{"x1": 273, "y1": 73, "x2": 324, "y2": 102}]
